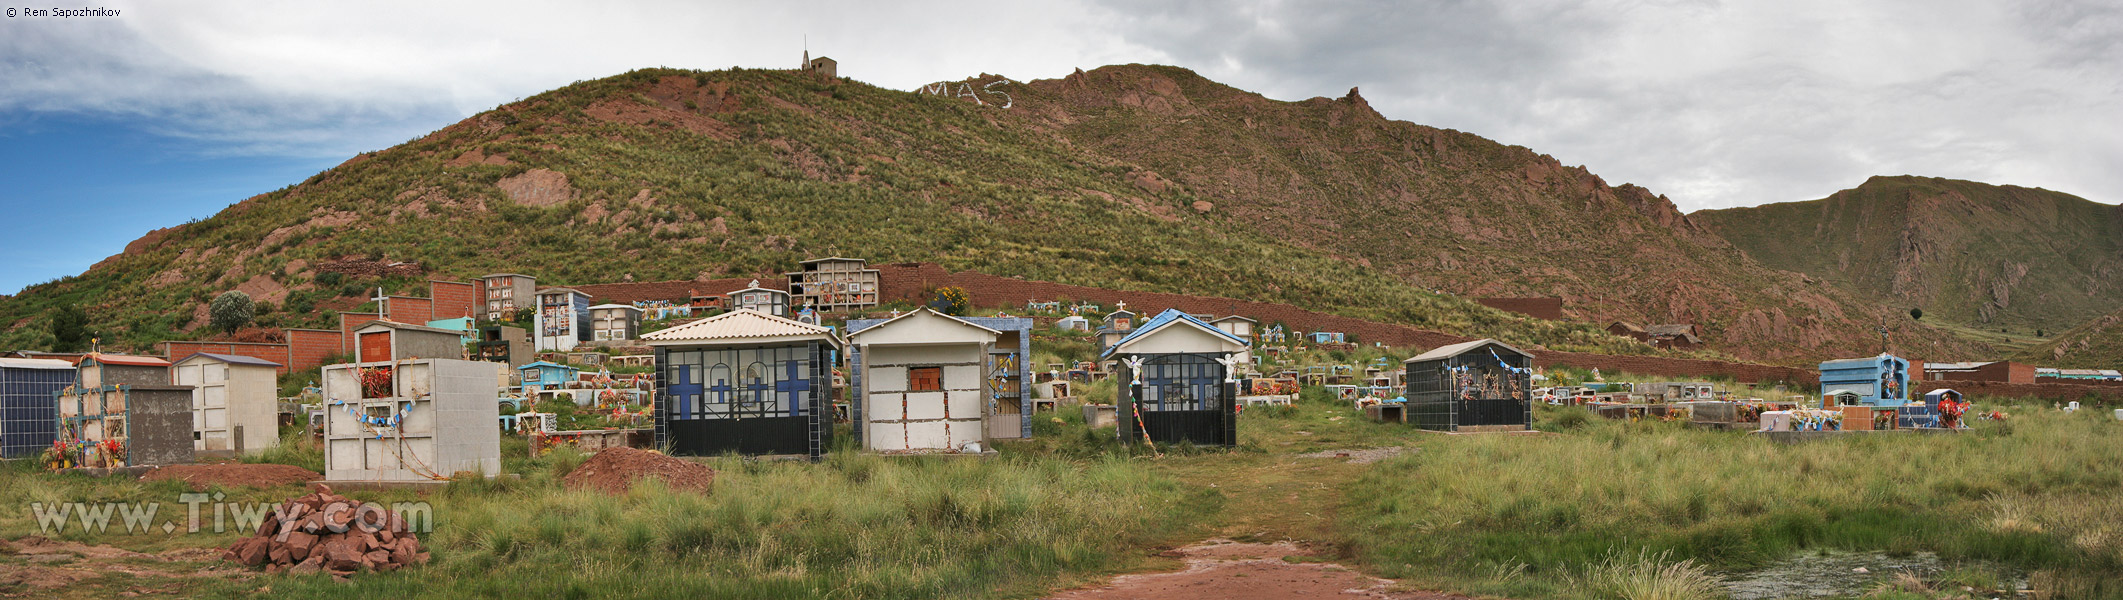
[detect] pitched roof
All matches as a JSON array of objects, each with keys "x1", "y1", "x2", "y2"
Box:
[
  {"x1": 1607, "y1": 321, "x2": 1645, "y2": 333},
  {"x1": 641, "y1": 309, "x2": 838, "y2": 347},
  {"x1": 1209, "y1": 315, "x2": 1258, "y2": 324},
  {"x1": 1404, "y1": 339, "x2": 1532, "y2": 363},
  {"x1": 519, "y1": 361, "x2": 577, "y2": 371},
  {"x1": 175, "y1": 352, "x2": 284, "y2": 368},
  {"x1": 1645, "y1": 324, "x2": 1700, "y2": 342},
  {"x1": 846, "y1": 307, "x2": 1002, "y2": 342},
  {"x1": 1101, "y1": 309, "x2": 1250, "y2": 358},
  {"x1": 84, "y1": 353, "x2": 171, "y2": 367},
  {"x1": 588, "y1": 303, "x2": 643, "y2": 311}
]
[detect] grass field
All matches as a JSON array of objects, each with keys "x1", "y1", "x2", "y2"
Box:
[{"x1": 4, "y1": 388, "x2": 2121, "y2": 599}]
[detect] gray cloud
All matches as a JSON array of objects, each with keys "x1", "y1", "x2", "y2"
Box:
[
  {"x1": 3, "y1": 0, "x2": 2116, "y2": 209},
  {"x1": 1092, "y1": 0, "x2": 2123, "y2": 209}
]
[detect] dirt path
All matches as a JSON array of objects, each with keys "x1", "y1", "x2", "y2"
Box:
[{"x1": 1046, "y1": 539, "x2": 1468, "y2": 600}]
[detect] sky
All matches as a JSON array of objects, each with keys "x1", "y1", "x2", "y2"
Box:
[{"x1": 2, "y1": 0, "x2": 2118, "y2": 294}]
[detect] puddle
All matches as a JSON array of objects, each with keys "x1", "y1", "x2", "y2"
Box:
[{"x1": 1725, "y1": 550, "x2": 2016, "y2": 600}]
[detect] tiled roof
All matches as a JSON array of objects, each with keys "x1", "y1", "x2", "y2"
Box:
[{"x1": 642, "y1": 309, "x2": 837, "y2": 345}]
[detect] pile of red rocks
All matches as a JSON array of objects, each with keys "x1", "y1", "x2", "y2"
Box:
[{"x1": 221, "y1": 485, "x2": 429, "y2": 577}]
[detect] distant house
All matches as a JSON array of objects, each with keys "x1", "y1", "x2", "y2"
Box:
[
  {"x1": 802, "y1": 51, "x2": 837, "y2": 79},
  {"x1": 1608, "y1": 322, "x2": 1701, "y2": 349},
  {"x1": 1922, "y1": 361, "x2": 2036, "y2": 384},
  {"x1": 1644, "y1": 324, "x2": 1703, "y2": 349}
]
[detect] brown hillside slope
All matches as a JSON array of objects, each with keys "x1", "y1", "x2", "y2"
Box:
[
  {"x1": 1009, "y1": 65, "x2": 1979, "y2": 361},
  {"x1": 1694, "y1": 175, "x2": 2123, "y2": 333},
  {"x1": 1, "y1": 65, "x2": 1981, "y2": 363}
]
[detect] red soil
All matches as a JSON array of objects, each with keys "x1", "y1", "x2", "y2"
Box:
[
  {"x1": 562, "y1": 447, "x2": 716, "y2": 495},
  {"x1": 1047, "y1": 539, "x2": 1470, "y2": 600},
  {"x1": 139, "y1": 463, "x2": 321, "y2": 490}
]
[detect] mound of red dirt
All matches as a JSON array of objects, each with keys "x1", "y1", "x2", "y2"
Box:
[
  {"x1": 140, "y1": 464, "x2": 320, "y2": 490},
  {"x1": 562, "y1": 447, "x2": 715, "y2": 495}
]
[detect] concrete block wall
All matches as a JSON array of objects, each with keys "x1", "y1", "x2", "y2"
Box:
[
  {"x1": 338, "y1": 312, "x2": 382, "y2": 355},
  {"x1": 160, "y1": 341, "x2": 295, "y2": 375},
  {"x1": 288, "y1": 329, "x2": 342, "y2": 372},
  {"x1": 430, "y1": 280, "x2": 479, "y2": 321}
]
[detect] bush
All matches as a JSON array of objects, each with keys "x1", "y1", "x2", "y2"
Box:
[{"x1": 209, "y1": 290, "x2": 254, "y2": 334}]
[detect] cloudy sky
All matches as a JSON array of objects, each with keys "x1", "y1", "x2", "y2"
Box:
[{"x1": 3, "y1": 0, "x2": 2117, "y2": 293}]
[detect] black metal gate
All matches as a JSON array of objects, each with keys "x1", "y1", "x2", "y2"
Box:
[
  {"x1": 1456, "y1": 398, "x2": 1529, "y2": 427},
  {"x1": 1121, "y1": 353, "x2": 1236, "y2": 446},
  {"x1": 654, "y1": 343, "x2": 831, "y2": 460}
]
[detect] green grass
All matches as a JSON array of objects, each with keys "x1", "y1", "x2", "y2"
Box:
[
  {"x1": 1339, "y1": 403, "x2": 2123, "y2": 598},
  {"x1": 7, "y1": 385, "x2": 2122, "y2": 598}
]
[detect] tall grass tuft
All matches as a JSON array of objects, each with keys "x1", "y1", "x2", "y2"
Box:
[{"x1": 1569, "y1": 549, "x2": 1725, "y2": 600}]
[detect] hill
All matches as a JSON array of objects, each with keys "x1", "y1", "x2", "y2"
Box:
[
  {"x1": 1693, "y1": 176, "x2": 2123, "y2": 335},
  {"x1": 0, "y1": 65, "x2": 1983, "y2": 362},
  {"x1": 2019, "y1": 307, "x2": 2123, "y2": 369}
]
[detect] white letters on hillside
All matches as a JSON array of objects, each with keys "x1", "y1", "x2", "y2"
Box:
[{"x1": 916, "y1": 79, "x2": 1015, "y2": 109}]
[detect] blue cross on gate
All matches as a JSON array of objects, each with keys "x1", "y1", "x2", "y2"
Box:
[
  {"x1": 777, "y1": 360, "x2": 811, "y2": 417},
  {"x1": 708, "y1": 369, "x2": 733, "y2": 417},
  {"x1": 668, "y1": 367, "x2": 701, "y2": 420}
]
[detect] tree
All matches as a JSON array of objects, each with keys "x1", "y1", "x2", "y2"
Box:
[
  {"x1": 209, "y1": 290, "x2": 255, "y2": 334},
  {"x1": 929, "y1": 286, "x2": 970, "y2": 316},
  {"x1": 1909, "y1": 308, "x2": 1923, "y2": 321},
  {"x1": 48, "y1": 304, "x2": 92, "y2": 352}
]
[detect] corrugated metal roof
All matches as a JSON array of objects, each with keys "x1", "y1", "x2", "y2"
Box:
[
  {"x1": 175, "y1": 352, "x2": 283, "y2": 368},
  {"x1": 1923, "y1": 362, "x2": 1991, "y2": 371},
  {"x1": 355, "y1": 320, "x2": 465, "y2": 335},
  {"x1": 846, "y1": 308, "x2": 1003, "y2": 339},
  {"x1": 0, "y1": 357, "x2": 75, "y2": 370},
  {"x1": 641, "y1": 309, "x2": 836, "y2": 345},
  {"x1": 1405, "y1": 339, "x2": 1532, "y2": 363},
  {"x1": 85, "y1": 353, "x2": 171, "y2": 367}
]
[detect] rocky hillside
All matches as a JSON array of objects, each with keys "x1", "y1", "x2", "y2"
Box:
[
  {"x1": 2019, "y1": 307, "x2": 2123, "y2": 369},
  {"x1": 0, "y1": 65, "x2": 1985, "y2": 363},
  {"x1": 1694, "y1": 176, "x2": 2123, "y2": 334}
]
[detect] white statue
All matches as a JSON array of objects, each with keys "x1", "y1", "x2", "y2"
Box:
[{"x1": 1122, "y1": 356, "x2": 1145, "y2": 386}]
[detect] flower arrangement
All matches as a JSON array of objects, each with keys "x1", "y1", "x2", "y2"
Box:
[{"x1": 358, "y1": 367, "x2": 395, "y2": 398}]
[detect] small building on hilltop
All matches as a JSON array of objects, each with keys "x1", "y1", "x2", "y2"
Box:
[
  {"x1": 1403, "y1": 339, "x2": 1534, "y2": 433},
  {"x1": 643, "y1": 309, "x2": 838, "y2": 461},
  {"x1": 1104, "y1": 309, "x2": 1250, "y2": 447},
  {"x1": 171, "y1": 353, "x2": 282, "y2": 454},
  {"x1": 1645, "y1": 324, "x2": 1703, "y2": 350}
]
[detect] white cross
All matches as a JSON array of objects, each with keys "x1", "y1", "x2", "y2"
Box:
[{"x1": 1115, "y1": 300, "x2": 1127, "y2": 312}]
